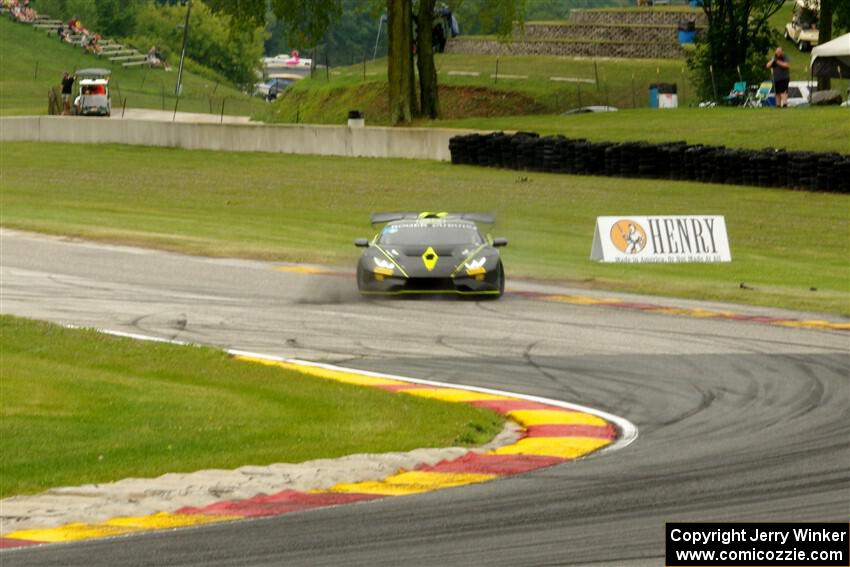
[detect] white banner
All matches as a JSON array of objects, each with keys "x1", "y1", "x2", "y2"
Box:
[{"x1": 591, "y1": 216, "x2": 731, "y2": 263}]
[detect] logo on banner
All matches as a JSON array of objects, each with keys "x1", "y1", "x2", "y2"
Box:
[{"x1": 609, "y1": 219, "x2": 647, "y2": 255}]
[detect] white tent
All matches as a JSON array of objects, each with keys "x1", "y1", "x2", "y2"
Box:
[{"x1": 810, "y1": 32, "x2": 850, "y2": 78}]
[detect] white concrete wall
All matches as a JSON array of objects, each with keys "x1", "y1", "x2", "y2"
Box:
[{"x1": 0, "y1": 116, "x2": 475, "y2": 161}]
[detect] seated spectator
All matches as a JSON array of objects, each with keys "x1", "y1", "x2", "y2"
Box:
[
  {"x1": 57, "y1": 23, "x2": 73, "y2": 43},
  {"x1": 147, "y1": 46, "x2": 171, "y2": 70},
  {"x1": 68, "y1": 16, "x2": 85, "y2": 35},
  {"x1": 89, "y1": 33, "x2": 102, "y2": 54}
]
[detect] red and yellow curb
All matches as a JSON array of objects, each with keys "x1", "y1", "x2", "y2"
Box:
[
  {"x1": 518, "y1": 292, "x2": 850, "y2": 332},
  {"x1": 1, "y1": 353, "x2": 635, "y2": 549}
]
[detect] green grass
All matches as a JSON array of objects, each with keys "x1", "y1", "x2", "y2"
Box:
[
  {"x1": 1, "y1": 142, "x2": 847, "y2": 315},
  {"x1": 0, "y1": 315, "x2": 503, "y2": 497},
  {"x1": 436, "y1": 107, "x2": 850, "y2": 154},
  {"x1": 0, "y1": 17, "x2": 264, "y2": 117},
  {"x1": 262, "y1": 54, "x2": 701, "y2": 125}
]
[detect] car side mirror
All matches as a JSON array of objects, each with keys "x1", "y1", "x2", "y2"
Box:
[
  {"x1": 493, "y1": 237, "x2": 508, "y2": 247},
  {"x1": 354, "y1": 238, "x2": 369, "y2": 248}
]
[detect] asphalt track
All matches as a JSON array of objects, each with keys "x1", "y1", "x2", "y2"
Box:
[{"x1": 1, "y1": 229, "x2": 848, "y2": 567}]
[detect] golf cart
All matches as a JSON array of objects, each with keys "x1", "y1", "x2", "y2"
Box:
[
  {"x1": 72, "y1": 68, "x2": 111, "y2": 117},
  {"x1": 785, "y1": 0, "x2": 819, "y2": 52}
]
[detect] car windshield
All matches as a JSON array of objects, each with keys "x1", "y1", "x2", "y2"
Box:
[{"x1": 378, "y1": 222, "x2": 483, "y2": 246}]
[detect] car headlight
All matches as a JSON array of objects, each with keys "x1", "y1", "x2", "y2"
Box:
[
  {"x1": 464, "y1": 257, "x2": 486, "y2": 270},
  {"x1": 372, "y1": 257, "x2": 396, "y2": 277},
  {"x1": 373, "y1": 257, "x2": 395, "y2": 271},
  {"x1": 464, "y1": 257, "x2": 487, "y2": 275}
]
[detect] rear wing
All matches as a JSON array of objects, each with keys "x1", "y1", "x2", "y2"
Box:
[{"x1": 370, "y1": 211, "x2": 496, "y2": 226}]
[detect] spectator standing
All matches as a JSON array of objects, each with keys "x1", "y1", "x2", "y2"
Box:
[
  {"x1": 766, "y1": 47, "x2": 791, "y2": 108},
  {"x1": 60, "y1": 71, "x2": 74, "y2": 115}
]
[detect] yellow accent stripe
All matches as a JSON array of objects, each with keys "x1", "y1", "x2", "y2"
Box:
[
  {"x1": 507, "y1": 409, "x2": 609, "y2": 427},
  {"x1": 452, "y1": 243, "x2": 486, "y2": 275},
  {"x1": 401, "y1": 388, "x2": 512, "y2": 403},
  {"x1": 330, "y1": 471, "x2": 496, "y2": 496},
  {"x1": 492, "y1": 437, "x2": 612, "y2": 459},
  {"x1": 374, "y1": 245, "x2": 409, "y2": 278},
  {"x1": 234, "y1": 356, "x2": 407, "y2": 387}
]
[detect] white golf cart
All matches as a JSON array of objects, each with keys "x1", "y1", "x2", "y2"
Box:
[
  {"x1": 785, "y1": 0, "x2": 820, "y2": 52},
  {"x1": 72, "y1": 68, "x2": 112, "y2": 117}
]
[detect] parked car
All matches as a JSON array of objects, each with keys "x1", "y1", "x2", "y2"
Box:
[
  {"x1": 254, "y1": 75, "x2": 300, "y2": 101},
  {"x1": 786, "y1": 80, "x2": 818, "y2": 106},
  {"x1": 785, "y1": 0, "x2": 820, "y2": 51}
]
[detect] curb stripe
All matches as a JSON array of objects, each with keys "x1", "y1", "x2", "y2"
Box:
[
  {"x1": 524, "y1": 424, "x2": 617, "y2": 438},
  {"x1": 492, "y1": 437, "x2": 612, "y2": 459},
  {"x1": 513, "y1": 291, "x2": 849, "y2": 332},
  {"x1": 505, "y1": 409, "x2": 608, "y2": 428},
  {"x1": 2, "y1": 332, "x2": 638, "y2": 549},
  {"x1": 416, "y1": 453, "x2": 566, "y2": 475},
  {"x1": 0, "y1": 538, "x2": 40, "y2": 548}
]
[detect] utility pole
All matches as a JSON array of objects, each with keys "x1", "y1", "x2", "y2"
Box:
[
  {"x1": 175, "y1": 0, "x2": 192, "y2": 96},
  {"x1": 373, "y1": 14, "x2": 387, "y2": 60}
]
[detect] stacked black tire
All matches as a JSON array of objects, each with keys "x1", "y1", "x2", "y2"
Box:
[{"x1": 449, "y1": 132, "x2": 850, "y2": 193}]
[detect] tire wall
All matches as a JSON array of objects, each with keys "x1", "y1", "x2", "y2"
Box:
[{"x1": 449, "y1": 132, "x2": 850, "y2": 193}]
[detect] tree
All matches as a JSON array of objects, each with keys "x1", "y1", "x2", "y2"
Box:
[
  {"x1": 412, "y1": 0, "x2": 524, "y2": 122},
  {"x1": 416, "y1": 0, "x2": 439, "y2": 119},
  {"x1": 95, "y1": 0, "x2": 139, "y2": 38},
  {"x1": 836, "y1": 0, "x2": 850, "y2": 33},
  {"x1": 689, "y1": 0, "x2": 785, "y2": 101},
  {"x1": 131, "y1": 2, "x2": 265, "y2": 87},
  {"x1": 387, "y1": 0, "x2": 416, "y2": 123}
]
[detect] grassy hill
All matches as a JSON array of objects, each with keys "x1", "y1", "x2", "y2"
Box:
[
  {"x1": 0, "y1": 17, "x2": 263, "y2": 117},
  {"x1": 261, "y1": 53, "x2": 697, "y2": 125}
]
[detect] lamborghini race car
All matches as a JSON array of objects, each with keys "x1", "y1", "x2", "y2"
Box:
[{"x1": 354, "y1": 212, "x2": 507, "y2": 298}]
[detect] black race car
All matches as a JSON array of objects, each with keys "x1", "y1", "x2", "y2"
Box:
[{"x1": 354, "y1": 212, "x2": 507, "y2": 298}]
